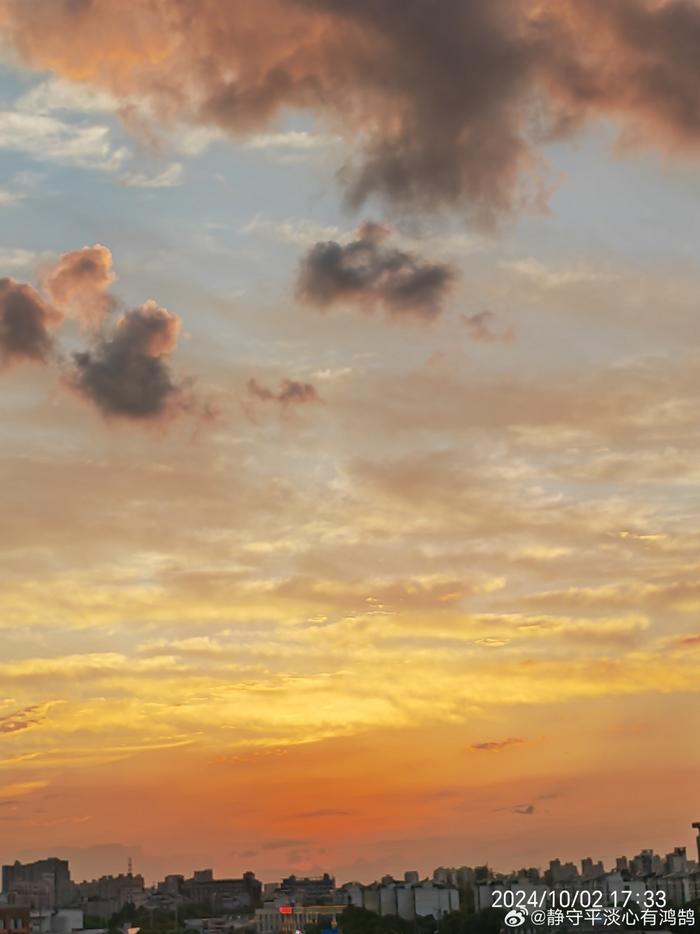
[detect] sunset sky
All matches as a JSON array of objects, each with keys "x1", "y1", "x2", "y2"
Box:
[{"x1": 0, "y1": 0, "x2": 699, "y2": 885}]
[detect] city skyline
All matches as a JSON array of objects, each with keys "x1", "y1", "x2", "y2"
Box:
[
  {"x1": 3, "y1": 829, "x2": 699, "y2": 883},
  {"x1": 0, "y1": 0, "x2": 699, "y2": 883},
  {"x1": 3, "y1": 823, "x2": 700, "y2": 928},
  {"x1": 4, "y1": 820, "x2": 700, "y2": 888}
]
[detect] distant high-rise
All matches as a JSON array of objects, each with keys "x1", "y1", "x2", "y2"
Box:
[
  {"x1": 185, "y1": 869, "x2": 261, "y2": 911},
  {"x1": 581, "y1": 858, "x2": 604, "y2": 879},
  {"x1": 692, "y1": 822, "x2": 700, "y2": 863},
  {"x1": 278, "y1": 874, "x2": 335, "y2": 906},
  {"x1": 1, "y1": 858, "x2": 72, "y2": 908}
]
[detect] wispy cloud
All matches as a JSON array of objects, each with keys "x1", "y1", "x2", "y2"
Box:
[
  {"x1": 242, "y1": 216, "x2": 343, "y2": 247},
  {"x1": 0, "y1": 248, "x2": 52, "y2": 271},
  {"x1": 0, "y1": 189, "x2": 25, "y2": 206},
  {"x1": 246, "y1": 130, "x2": 338, "y2": 151},
  {"x1": 0, "y1": 781, "x2": 49, "y2": 799},
  {"x1": 16, "y1": 78, "x2": 118, "y2": 117},
  {"x1": 244, "y1": 131, "x2": 340, "y2": 163},
  {"x1": 502, "y1": 258, "x2": 616, "y2": 291},
  {"x1": 120, "y1": 163, "x2": 184, "y2": 189},
  {"x1": 0, "y1": 111, "x2": 128, "y2": 172}
]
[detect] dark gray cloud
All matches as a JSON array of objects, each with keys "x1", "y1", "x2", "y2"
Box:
[
  {"x1": 0, "y1": 705, "x2": 51, "y2": 735},
  {"x1": 493, "y1": 800, "x2": 536, "y2": 815},
  {"x1": 321, "y1": 0, "x2": 538, "y2": 223},
  {"x1": 68, "y1": 300, "x2": 183, "y2": 420},
  {"x1": 261, "y1": 838, "x2": 313, "y2": 850},
  {"x1": 536, "y1": 791, "x2": 563, "y2": 801},
  {"x1": 295, "y1": 809, "x2": 354, "y2": 819},
  {"x1": 7, "y1": 1, "x2": 700, "y2": 223},
  {"x1": 470, "y1": 737, "x2": 524, "y2": 752},
  {"x1": 297, "y1": 222, "x2": 457, "y2": 321},
  {"x1": 536, "y1": 0, "x2": 700, "y2": 146},
  {"x1": 462, "y1": 310, "x2": 514, "y2": 344},
  {"x1": 0, "y1": 278, "x2": 62, "y2": 365},
  {"x1": 248, "y1": 378, "x2": 320, "y2": 406},
  {"x1": 0, "y1": 256, "x2": 199, "y2": 426}
]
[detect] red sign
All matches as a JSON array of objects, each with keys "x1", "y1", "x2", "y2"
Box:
[{"x1": 279, "y1": 907, "x2": 293, "y2": 915}]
